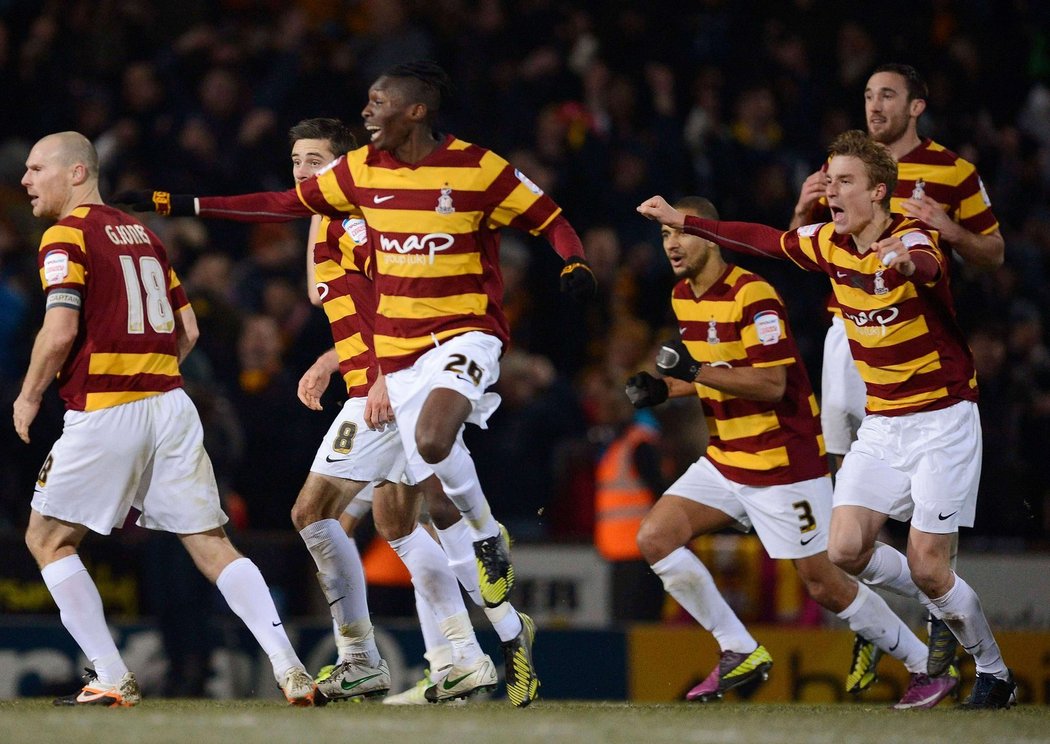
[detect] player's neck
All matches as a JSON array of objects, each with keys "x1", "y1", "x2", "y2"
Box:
[
  {"x1": 59, "y1": 186, "x2": 103, "y2": 220},
  {"x1": 686, "y1": 258, "x2": 727, "y2": 298},
  {"x1": 853, "y1": 211, "x2": 893, "y2": 252},
  {"x1": 392, "y1": 130, "x2": 443, "y2": 164},
  {"x1": 885, "y1": 130, "x2": 922, "y2": 162}
]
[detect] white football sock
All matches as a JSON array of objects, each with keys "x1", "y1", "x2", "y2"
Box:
[
  {"x1": 928, "y1": 573, "x2": 1008, "y2": 678},
  {"x1": 435, "y1": 518, "x2": 484, "y2": 606},
  {"x1": 299, "y1": 519, "x2": 376, "y2": 661},
  {"x1": 415, "y1": 588, "x2": 452, "y2": 668},
  {"x1": 437, "y1": 611, "x2": 484, "y2": 665},
  {"x1": 651, "y1": 547, "x2": 756, "y2": 653},
  {"x1": 215, "y1": 557, "x2": 301, "y2": 680},
  {"x1": 389, "y1": 525, "x2": 471, "y2": 624},
  {"x1": 41, "y1": 554, "x2": 128, "y2": 685},
  {"x1": 429, "y1": 445, "x2": 498, "y2": 539},
  {"x1": 837, "y1": 582, "x2": 926, "y2": 673}
]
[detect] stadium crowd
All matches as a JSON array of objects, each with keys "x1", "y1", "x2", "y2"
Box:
[{"x1": 1, "y1": 0, "x2": 1049, "y2": 558}]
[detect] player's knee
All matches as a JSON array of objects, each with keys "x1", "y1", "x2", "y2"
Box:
[
  {"x1": 635, "y1": 520, "x2": 669, "y2": 564},
  {"x1": 416, "y1": 431, "x2": 453, "y2": 464},
  {"x1": 827, "y1": 540, "x2": 864, "y2": 575},
  {"x1": 290, "y1": 494, "x2": 323, "y2": 531}
]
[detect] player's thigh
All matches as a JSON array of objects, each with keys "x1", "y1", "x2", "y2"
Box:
[
  {"x1": 31, "y1": 403, "x2": 154, "y2": 536},
  {"x1": 138, "y1": 390, "x2": 227, "y2": 534},
  {"x1": 310, "y1": 397, "x2": 409, "y2": 484},
  {"x1": 737, "y1": 475, "x2": 834, "y2": 560},
  {"x1": 642, "y1": 459, "x2": 743, "y2": 547},
  {"x1": 910, "y1": 402, "x2": 981, "y2": 534}
]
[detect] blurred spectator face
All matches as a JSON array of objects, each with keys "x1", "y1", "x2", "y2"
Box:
[
  {"x1": 969, "y1": 327, "x2": 1006, "y2": 380},
  {"x1": 123, "y1": 62, "x2": 162, "y2": 113},
  {"x1": 582, "y1": 226, "x2": 620, "y2": 285},
  {"x1": 238, "y1": 315, "x2": 283, "y2": 372},
  {"x1": 291, "y1": 138, "x2": 338, "y2": 183},
  {"x1": 199, "y1": 68, "x2": 241, "y2": 120},
  {"x1": 605, "y1": 318, "x2": 651, "y2": 374},
  {"x1": 187, "y1": 253, "x2": 232, "y2": 296},
  {"x1": 262, "y1": 277, "x2": 301, "y2": 323},
  {"x1": 865, "y1": 71, "x2": 922, "y2": 145}
]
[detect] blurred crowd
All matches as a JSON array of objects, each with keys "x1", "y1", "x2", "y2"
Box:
[{"x1": 1, "y1": 0, "x2": 1049, "y2": 546}]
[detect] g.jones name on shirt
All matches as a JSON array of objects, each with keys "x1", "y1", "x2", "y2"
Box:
[{"x1": 105, "y1": 223, "x2": 151, "y2": 246}]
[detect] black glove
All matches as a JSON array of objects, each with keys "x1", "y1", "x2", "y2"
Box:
[
  {"x1": 112, "y1": 190, "x2": 196, "y2": 217},
  {"x1": 625, "y1": 371, "x2": 669, "y2": 409},
  {"x1": 655, "y1": 339, "x2": 702, "y2": 382},
  {"x1": 559, "y1": 257, "x2": 596, "y2": 301}
]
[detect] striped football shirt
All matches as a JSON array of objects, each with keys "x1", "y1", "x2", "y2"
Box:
[
  {"x1": 313, "y1": 215, "x2": 377, "y2": 398},
  {"x1": 780, "y1": 216, "x2": 978, "y2": 415},
  {"x1": 673, "y1": 265, "x2": 827, "y2": 486},
  {"x1": 37, "y1": 204, "x2": 187, "y2": 411},
  {"x1": 295, "y1": 135, "x2": 562, "y2": 372}
]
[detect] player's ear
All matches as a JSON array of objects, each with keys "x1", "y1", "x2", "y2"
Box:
[
  {"x1": 408, "y1": 102, "x2": 428, "y2": 122},
  {"x1": 910, "y1": 97, "x2": 926, "y2": 119}
]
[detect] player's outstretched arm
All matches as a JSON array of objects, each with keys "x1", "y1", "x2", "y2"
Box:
[{"x1": 114, "y1": 188, "x2": 312, "y2": 222}]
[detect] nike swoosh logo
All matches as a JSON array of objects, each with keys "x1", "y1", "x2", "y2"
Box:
[
  {"x1": 327, "y1": 595, "x2": 345, "y2": 607},
  {"x1": 443, "y1": 673, "x2": 474, "y2": 690},
  {"x1": 272, "y1": 621, "x2": 283, "y2": 627},
  {"x1": 342, "y1": 673, "x2": 383, "y2": 690},
  {"x1": 888, "y1": 628, "x2": 901, "y2": 652},
  {"x1": 76, "y1": 689, "x2": 113, "y2": 703},
  {"x1": 836, "y1": 272, "x2": 848, "y2": 278},
  {"x1": 373, "y1": 195, "x2": 395, "y2": 204},
  {"x1": 800, "y1": 534, "x2": 817, "y2": 546},
  {"x1": 938, "y1": 511, "x2": 958, "y2": 521},
  {"x1": 325, "y1": 455, "x2": 349, "y2": 463}
]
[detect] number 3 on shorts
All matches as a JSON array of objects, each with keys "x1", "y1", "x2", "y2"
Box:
[
  {"x1": 792, "y1": 499, "x2": 816, "y2": 534},
  {"x1": 443, "y1": 353, "x2": 483, "y2": 386}
]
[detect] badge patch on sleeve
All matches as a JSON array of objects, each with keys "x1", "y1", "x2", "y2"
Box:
[
  {"x1": 754, "y1": 310, "x2": 782, "y2": 346},
  {"x1": 43, "y1": 250, "x2": 70, "y2": 286},
  {"x1": 342, "y1": 217, "x2": 368, "y2": 245}
]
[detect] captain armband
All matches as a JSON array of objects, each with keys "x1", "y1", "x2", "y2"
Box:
[{"x1": 45, "y1": 289, "x2": 82, "y2": 311}]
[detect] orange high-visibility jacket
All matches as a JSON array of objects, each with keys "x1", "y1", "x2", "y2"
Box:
[{"x1": 594, "y1": 423, "x2": 659, "y2": 561}]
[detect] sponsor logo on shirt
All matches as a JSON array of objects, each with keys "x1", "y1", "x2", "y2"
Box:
[
  {"x1": 379, "y1": 233, "x2": 455, "y2": 263},
  {"x1": 753, "y1": 310, "x2": 781, "y2": 346},
  {"x1": 514, "y1": 169, "x2": 544, "y2": 195}
]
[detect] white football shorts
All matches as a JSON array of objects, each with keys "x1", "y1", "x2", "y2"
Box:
[
  {"x1": 821, "y1": 316, "x2": 867, "y2": 456},
  {"x1": 384, "y1": 331, "x2": 502, "y2": 481},
  {"x1": 665, "y1": 457, "x2": 833, "y2": 559},
  {"x1": 833, "y1": 400, "x2": 981, "y2": 533},
  {"x1": 309, "y1": 397, "x2": 416, "y2": 486},
  {"x1": 31, "y1": 388, "x2": 227, "y2": 535}
]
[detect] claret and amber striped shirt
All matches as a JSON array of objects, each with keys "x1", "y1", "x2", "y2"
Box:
[
  {"x1": 682, "y1": 214, "x2": 979, "y2": 417},
  {"x1": 199, "y1": 135, "x2": 570, "y2": 374},
  {"x1": 313, "y1": 215, "x2": 377, "y2": 398},
  {"x1": 37, "y1": 204, "x2": 187, "y2": 411},
  {"x1": 673, "y1": 265, "x2": 827, "y2": 487}
]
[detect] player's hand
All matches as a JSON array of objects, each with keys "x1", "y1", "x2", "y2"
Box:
[
  {"x1": 624, "y1": 371, "x2": 669, "y2": 409},
  {"x1": 792, "y1": 170, "x2": 826, "y2": 225},
  {"x1": 296, "y1": 362, "x2": 331, "y2": 411},
  {"x1": 13, "y1": 394, "x2": 40, "y2": 444},
  {"x1": 894, "y1": 194, "x2": 961, "y2": 241},
  {"x1": 560, "y1": 257, "x2": 596, "y2": 301},
  {"x1": 636, "y1": 195, "x2": 685, "y2": 228},
  {"x1": 111, "y1": 189, "x2": 196, "y2": 217},
  {"x1": 655, "y1": 339, "x2": 702, "y2": 382},
  {"x1": 872, "y1": 236, "x2": 915, "y2": 277},
  {"x1": 364, "y1": 373, "x2": 394, "y2": 430}
]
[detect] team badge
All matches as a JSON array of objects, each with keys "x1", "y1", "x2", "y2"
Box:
[
  {"x1": 753, "y1": 311, "x2": 782, "y2": 346},
  {"x1": 874, "y1": 270, "x2": 888, "y2": 295},
  {"x1": 707, "y1": 319, "x2": 719, "y2": 344},
  {"x1": 43, "y1": 250, "x2": 69, "y2": 286},
  {"x1": 436, "y1": 186, "x2": 455, "y2": 214}
]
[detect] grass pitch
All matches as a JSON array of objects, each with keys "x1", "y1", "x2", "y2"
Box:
[{"x1": 1, "y1": 699, "x2": 1045, "y2": 744}]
